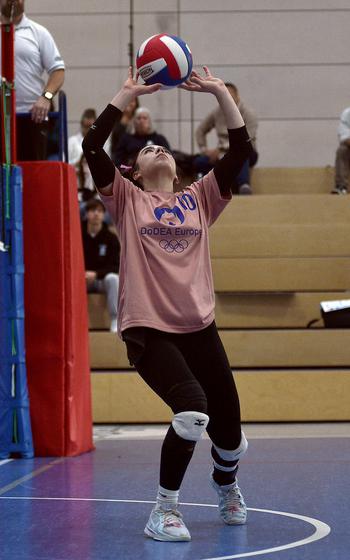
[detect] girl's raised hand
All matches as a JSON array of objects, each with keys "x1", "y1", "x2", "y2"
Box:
[
  {"x1": 179, "y1": 67, "x2": 225, "y2": 94},
  {"x1": 122, "y1": 66, "x2": 162, "y2": 97}
]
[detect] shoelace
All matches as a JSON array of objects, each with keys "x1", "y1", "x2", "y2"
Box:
[
  {"x1": 161, "y1": 509, "x2": 183, "y2": 527},
  {"x1": 222, "y1": 485, "x2": 244, "y2": 509}
]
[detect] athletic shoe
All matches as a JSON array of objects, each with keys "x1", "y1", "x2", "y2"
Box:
[
  {"x1": 331, "y1": 185, "x2": 348, "y2": 195},
  {"x1": 211, "y1": 475, "x2": 247, "y2": 525},
  {"x1": 144, "y1": 507, "x2": 191, "y2": 541},
  {"x1": 238, "y1": 183, "x2": 253, "y2": 195}
]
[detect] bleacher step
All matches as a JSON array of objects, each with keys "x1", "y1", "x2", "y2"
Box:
[
  {"x1": 89, "y1": 329, "x2": 350, "y2": 369},
  {"x1": 91, "y1": 369, "x2": 350, "y2": 423}
]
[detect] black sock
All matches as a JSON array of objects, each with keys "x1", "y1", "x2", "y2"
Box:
[
  {"x1": 211, "y1": 444, "x2": 238, "y2": 486},
  {"x1": 160, "y1": 425, "x2": 196, "y2": 490},
  {"x1": 212, "y1": 465, "x2": 238, "y2": 486}
]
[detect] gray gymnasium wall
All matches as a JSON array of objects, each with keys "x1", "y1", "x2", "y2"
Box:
[{"x1": 29, "y1": 0, "x2": 350, "y2": 167}]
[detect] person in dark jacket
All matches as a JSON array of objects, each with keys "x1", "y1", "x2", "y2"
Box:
[
  {"x1": 113, "y1": 106, "x2": 170, "y2": 168},
  {"x1": 110, "y1": 97, "x2": 139, "y2": 162},
  {"x1": 82, "y1": 198, "x2": 120, "y2": 332}
]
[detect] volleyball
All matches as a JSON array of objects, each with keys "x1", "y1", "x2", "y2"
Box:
[{"x1": 136, "y1": 34, "x2": 193, "y2": 89}]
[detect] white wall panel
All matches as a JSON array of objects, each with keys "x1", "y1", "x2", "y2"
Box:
[
  {"x1": 64, "y1": 69, "x2": 125, "y2": 123},
  {"x1": 257, "y1": 121, "x2": 338, "y2": 167},
  {"x1": 133, "y1": 13, "x2": 179, "y2": 49},
  {"x1": 30, "y1": 1, "x2": 178, "y2": 14},
  {"x1": 181, "y1": 12, "x2": 350, "y2": 65},
  {"x1": 34, "y1": 14, "x2": 130, "y2": 67},
  {"x1": 25, "y1": 3, "x2": 350, "y2": 167},
  {"x1": 184, "y1": 65, "x2": 350, "y2": 120},
  {"x1": 29, "y1": 1, "x2": 131, "y2": 13},
  {"x1": 181, "y1": 1, "x2": 350, "y2": 12},
  {"x1": 134, "y1": 0, "x2": 177, "y2": 11}
]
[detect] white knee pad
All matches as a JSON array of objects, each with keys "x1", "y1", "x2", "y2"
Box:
[
  {"x1": 172, "y1": 411, "x2": 209, "y2": 441},
  {"x1": 213, "y1": 431, "x2": 248, "y2": 464}
]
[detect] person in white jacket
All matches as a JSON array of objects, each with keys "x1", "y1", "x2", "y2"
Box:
[{"x1": 69, "y1": 108, "x2": 112, "y2": 201}]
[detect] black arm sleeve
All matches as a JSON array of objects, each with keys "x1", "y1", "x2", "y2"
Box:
[
  {"x1": 213, "y1": 126, "x2": 254, "y2": 196},
  {"x1": 82, "y1": 104, "x2": 122, "y2": 190}
]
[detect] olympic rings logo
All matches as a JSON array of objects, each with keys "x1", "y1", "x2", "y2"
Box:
[{"x1": 159, "y1": 239, "x2": 189, "y2": 253}]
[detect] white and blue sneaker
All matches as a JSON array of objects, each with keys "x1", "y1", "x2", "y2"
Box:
[
  {"x1": 211, "y1": 476, "x2": 247, "y2": 525},
  {"x1": 144, "y1": 507, "x2": 191, "y2": 541}
]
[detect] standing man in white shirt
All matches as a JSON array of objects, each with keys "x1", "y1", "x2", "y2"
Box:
[
  {"x1": 0, "y1": 0, "x2": 65, "y2": 160},
  {"x1": 333, "y1": 107, "x2": 350, "y2": 195}
]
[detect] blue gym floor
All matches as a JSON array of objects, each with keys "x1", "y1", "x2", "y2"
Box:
[{"x1": 0, "y1": 425, "x2": 349, "y2": 560}]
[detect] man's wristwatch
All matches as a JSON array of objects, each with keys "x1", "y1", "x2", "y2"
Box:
[{"x1": 42, "y1": 91, "x2": 54, "y2": 101}]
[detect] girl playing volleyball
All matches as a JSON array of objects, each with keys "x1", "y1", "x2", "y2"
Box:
[{"x1": 83, "y1": 67, "x2": 254, "y2": 542}]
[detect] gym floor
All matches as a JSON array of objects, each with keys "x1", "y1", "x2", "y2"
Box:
[{"x1": 0, "y1": 423, "x2": 349, "y2": 560}]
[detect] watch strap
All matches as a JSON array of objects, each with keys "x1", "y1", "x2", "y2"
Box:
[{"x1": 42, "y1": 91, "x2": 54, "y2": 100}]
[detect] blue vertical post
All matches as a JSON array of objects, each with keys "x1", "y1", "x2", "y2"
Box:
[{"x1": 0, "y1": 164, "x2": 34, "y2": 458}]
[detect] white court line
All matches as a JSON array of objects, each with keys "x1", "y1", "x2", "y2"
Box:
[
  {"x1": 0, "y1": 497, "x2": 331, "y2": 559},
  {"x1": 0, "y1": 459, "x2": 13, "y2": 467},
  {"x1": 200, "y1": 508, "x2": 331, "y2": 560}
]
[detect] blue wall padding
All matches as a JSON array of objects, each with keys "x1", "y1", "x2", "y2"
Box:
[
  {"x1": 0, "y1": 361, "x2": 12, "y2": 400},
  {"x1": 0, "y1": 271, "x2": 25, "y2": 317},
  {"x1": 12, "y1": 318, "x2": 26, "y2": 363},
  {"x1": 0, "y1": 271, "x2": 10, "y2": 314},
  {"x1": 10, "y1": 271, "x2": 25, "y2": 314},
  {"x1": 9, "y1": 229, "x2": 24, "y2": 267},
  {"x1": 0, "y1": 316, "x2": 11, "y2": 360},
  {"x1": 0, "y1": 165, "x2": 33, "y2": 459}
]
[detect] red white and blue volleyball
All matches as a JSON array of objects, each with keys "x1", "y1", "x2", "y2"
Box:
[{"x1": 136, "y1": 34, "x2": 193, "y2": 89}]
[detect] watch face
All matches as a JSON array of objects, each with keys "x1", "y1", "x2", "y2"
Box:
[{"x1": 44, "y1": 92, "x2": 53, "y2": 100}]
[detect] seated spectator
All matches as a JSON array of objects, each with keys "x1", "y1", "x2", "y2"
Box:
[
  {"x1": 114, "y1": 107, "x2": 171, "y2": 168},
  {"x1": 69, "y1": 108, "x2": 97, "y2": 166},
  {"x1": 332, "y1": 107, "x2": 350, "y2": 194},
  {"x1": 194, "y1": 82, "x2": 258, "y2": 194},
  {"x1": 82, "y1": 199, "x2": 120, "y2": 333},
  {"x1": 110, "y1": 98, "x2": 139, "y2": 161},
  {"x1": 69, "y1": 108, "x2": 98, "y2": 201},
  {"x1": 69, "y1": 108, "x2": 114, "y2": 224}
]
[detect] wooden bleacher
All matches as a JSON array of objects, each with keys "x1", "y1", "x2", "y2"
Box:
[
  {"x1": 251, "y1": 166, "x2": 335, "y2": 194},
  {"x1": 89, "y1": 167, "x2": 350, "y2": 423}
]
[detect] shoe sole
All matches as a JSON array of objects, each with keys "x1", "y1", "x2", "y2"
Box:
[
  {"x1": 222, "y1": 517, "x2": 247, "y2": 525},
  {"x1": 144, "y1": 526, "x2": 191, "y2": 542}
]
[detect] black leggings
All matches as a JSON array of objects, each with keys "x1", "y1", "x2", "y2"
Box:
[{"x1": 123, "y1": 322, "x2": 242, "y2": 489}]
